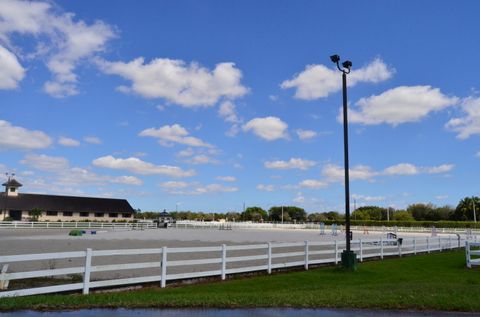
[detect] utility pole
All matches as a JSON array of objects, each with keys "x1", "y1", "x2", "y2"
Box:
[{"x1": 281, "y1": 205, "x2": 284, "y2": 224}]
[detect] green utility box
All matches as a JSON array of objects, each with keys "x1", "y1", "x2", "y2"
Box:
[{"x1": 341, "y1": 250, "x2": 357, "y2": 271}]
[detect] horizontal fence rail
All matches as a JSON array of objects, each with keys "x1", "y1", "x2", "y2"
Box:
[
  {"x1": 0, "y1": 221, "x2": 157, "y2": 230},
  {"x1": 0, "y1": 235, "x2": 471, "y2": 298}
]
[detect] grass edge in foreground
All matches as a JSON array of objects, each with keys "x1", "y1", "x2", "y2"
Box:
[{"x1": 1, "y1": 250, "x2": 479, "y2": 312}]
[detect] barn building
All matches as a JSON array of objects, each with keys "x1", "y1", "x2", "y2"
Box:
[{"x1": 0, "y1": 178, "x2": 135, "y2": 222}]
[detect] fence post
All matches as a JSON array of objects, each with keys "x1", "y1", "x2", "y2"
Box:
[
  {"x1": 438, "y1": 237, "x2": 442, "y2": 252},
  {"x1": 221, "y1": 244, "x2": 227, "y2": 280},
  {"x1": 0, "y1": 264, "x2": 9, "y2": 290},
  {"x1": 449, "y1": 235, "x2": 451, "y2": 249},
  {"x1": 427, "y1": 237, "x2": 430, "y2": 253},
  {"x1": 334, "y1": 240, "x2": 338, "y2": 264},
  {"x1": 83, "y1": 248, "x2": 92, "y2": 295},
  {"x1": 304, "y1": 241, "x2": 309, "y2": 270},
  {"x1": 466, "y1": 241, "x2": 471, "y2": 268},
  {"x1": 161, "y1": 246, "x2": 167, "y2": 288},
  {"x1": 380, "y1": 237, "x2": 384, "y2": 259},
  {"x1": 398, "y1": 239, "x2": 402, "y2": 257},
  {"x1": 413, "y1": 237, "x2": 416, "y2": 255},
  {"x1": 267, "y1": 242, "x2": 272, "y2": 274},
  {"x1": 359, "y1": 239, "x2": 363, "y2": 262}
]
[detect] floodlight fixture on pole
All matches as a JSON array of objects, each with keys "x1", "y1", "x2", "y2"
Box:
[{"x1": 330, "y1": 54, "x2": 356, "y2": 270}]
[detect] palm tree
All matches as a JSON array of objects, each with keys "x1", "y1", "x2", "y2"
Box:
[{"x1": 453, "y1": 196, "x2": 479, "y2": 221}]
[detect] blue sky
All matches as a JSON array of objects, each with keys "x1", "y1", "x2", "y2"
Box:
[{"x1": 1, "y1": 0, "x2": 479, "y2": 213}]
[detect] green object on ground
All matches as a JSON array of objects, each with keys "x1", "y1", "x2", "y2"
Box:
[
  {"x1": 68, "y1": 229, "x2": 83, "y2": 236},
  {"x1": 341, "y1": 250, "x2": 357, "y2": 271},
  {"x1": 1, "y1": 251, "x2": 480, "y2": 312}
]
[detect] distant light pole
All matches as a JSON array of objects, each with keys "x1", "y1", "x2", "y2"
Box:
[
  {"x1": 473, "y1": 197, "x2": 477, "y2": 223},
  {"x1": 330, "y1": 54, "x2": 356, "y2": 270},
  {"x1": 281, "y1": 205, "x2": 284, "y2": 224}
]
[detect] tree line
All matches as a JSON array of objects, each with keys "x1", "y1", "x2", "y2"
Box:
[{"x1": 135, "y1": 196, "x2": 480, "y2": 223}]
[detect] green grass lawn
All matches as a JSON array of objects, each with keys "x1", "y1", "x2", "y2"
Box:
[{"x1": 1, "y1": 250, "x2": 479, "y2": 312}]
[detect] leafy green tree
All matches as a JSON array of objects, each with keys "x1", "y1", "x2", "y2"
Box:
[
  {"x1": 408, "y1": 203, "x2": 435, "y2": 221},
  {"x1": 352, "y1": 206, "x2": 387, "y2": 220},
  {"x1": 225, "y1": 212, "x2": 241, "y2": 221},
  {"x1": 307, "y1": 213, "x2": 327, "y2": 222},
  {"x1": 241, "y1": 207, "x2": 267, "y2": 222},
  {"x1": 268, "y1": 206, "x2": 306, "y2": 222},
  {"x1": 392, "y1": 210, "x2": 414, "y2": 221},
  {"x1": 433, "y1": 205, "x2": 454, "y2": 220},
  {"x1": 29, "y1": 208, "x2": 42, "y2": 221},
  {"x1": 324, "y1": 211, "x2": 344, "y2": 221}
]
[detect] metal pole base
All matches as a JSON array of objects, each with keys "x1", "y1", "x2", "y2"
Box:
[{"x1": 341, "y1": 250, "x2": 357, "y2": 271}]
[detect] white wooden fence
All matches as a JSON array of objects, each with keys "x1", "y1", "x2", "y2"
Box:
[
  {"x1": 0, "y1": 221, "x2": 477, "y2": 236},
  {"x1": 466, "y1": 241, "x2": 480, "y2": 268},
  {"x1": 174, "y1": 220, "x2": 478, "y2": 235},
  {"x1": 0, "y1": 235, "x2": 466, "y2": 298},
  {"x1": 0, "y1": 221, "x2": 157, "y2": 230}
]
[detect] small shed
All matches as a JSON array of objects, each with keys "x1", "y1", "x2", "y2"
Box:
[{"x1": 158, "y1": 211, "x2": 174, "y2": 223}]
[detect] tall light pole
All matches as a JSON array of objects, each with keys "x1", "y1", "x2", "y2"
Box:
[{"x1": 330, "y1": 54, "x2": 356, "y2": 270}]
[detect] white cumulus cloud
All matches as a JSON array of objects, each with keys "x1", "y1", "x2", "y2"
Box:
[
  {"x1": 445, "y1": 97, "x2": 480, "y2": 139},
  {"x1": 92, "y1": 155, "x2": 195, "y2": 177},
  {"x1": 84, "y1": 136, "x2": 102, "y2": 144},
  {"x1": 159, "y1": 181, "x2": 189, "y2": 189},
  {"x1": 299, "y1": 179, "x2": 328, "y2": 189},
  {"x1": 112, "y1": 176, "x2": 143, "y2": 186},
  {"x1": 352, "y1": 194, "x2": 386, "y2": 202},
  {"x1": 265, "y1": 158, "x2": 316, "y2": 170},
  {"x1": 21, "y1": 154, "x2": 69, "y2": 171},
  {"x1": 323, "y1": 162, "x2": 454, "y2": 182},
  {"x1": 323, "y1": 164, "x2": 377, "y2": 182},
  {"x1": 243, "y1": 116, "x2": 288, "y2": 141},
  {"x1": 257, "y1": 184, "x2": 275, "y2": 192},
  {"x1": 216, "y1": 176, "x2": 236, "y2": 182},
  {"x1": 0, "y1": 120, "x2": 52, "y2": 150},
  {"x1": 0, "y1": 45, "x2": 25, "y2": 89},
  {"x1": 0, "y1": 0, "x2": 116, "y2": 97},
  {"x1": 97, "y1": 57, "x2": 248, "y2": 107},
  {"x1": 296, "y1": 129, "x2": 317, "y2": 140},
  {"x1": 281, "y1": 58, "x2": 394, "y2": 100},
  {"x1": 346, "y1": 86, "x2": 459, "y2": 125},
  {"x1": 58, "y1": 136, "x2": 80, "y2": 147},
  {"x1": 382, "y1": 163, "x2": 419, "y2": 176},
  {"x1": 139, "y1": 124, "x2": 213, "y2": 148},
  {"x1": 160, "y1": 182, "x2": 238, "y2": 195},
  {"x1": 184, "y1": 154, "x2": 217, "y2": 165}
]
